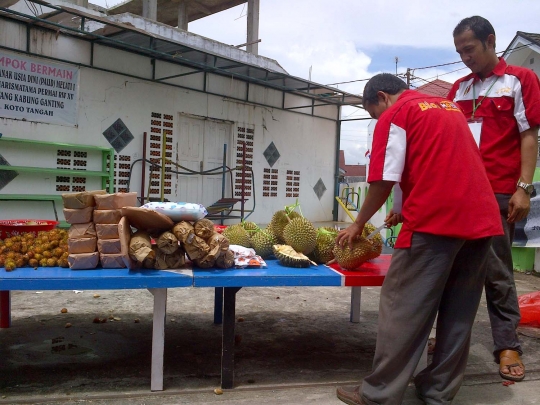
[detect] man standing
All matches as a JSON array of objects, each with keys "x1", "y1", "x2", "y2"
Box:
[
  {"x1": 335, "y1": 73, "x2": 502, "y2": 405},
  {"x1": 449, "y1": 16, "x2": 540, "y2": 382}
]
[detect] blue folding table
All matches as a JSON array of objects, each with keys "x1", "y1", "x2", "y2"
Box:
[
  {"x1": 1, "y1": 256, "x2": 392, "y2": 391},
  {"x1": 0, "y1": 267, "x2": 193, "y2": 391},
  {"x1": 193, "y1": 255, "x2": 391, "y2": 388}
]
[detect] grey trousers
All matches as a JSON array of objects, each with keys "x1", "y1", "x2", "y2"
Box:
[
  {"x1": 486, "y1": 194, "x2": 522, "y2": 359},
  {"x1": 361, "y1": 233, "x2": 491, "y2": 405}
]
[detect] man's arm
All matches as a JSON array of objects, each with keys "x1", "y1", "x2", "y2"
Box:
[
  {"x1": 508, "y1": 126, "x2": 539, "y2": 223},
  {"x1": 336, "y1": 180, "x2": 395, "y2": 247}
]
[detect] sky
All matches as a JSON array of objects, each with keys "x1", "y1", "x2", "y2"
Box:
[{"x1": 90, "y1": 0, "x2": 540, "y2": 165}]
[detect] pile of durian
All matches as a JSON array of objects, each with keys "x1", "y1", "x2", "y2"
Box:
[{"x1": 223, "y1": 202, "x2": 383, "y2": 270}]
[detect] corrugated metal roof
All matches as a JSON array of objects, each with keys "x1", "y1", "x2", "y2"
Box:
[
  {"x1": 108, "y1": 0, "x2": 246, "y2": 27},
  {"x1": 415, "y1": 79, "x2": 452, "y2": 98},
  {"x1": 517, "y1": 31, "x2": 540, "y2": 47},
  {"x1": 0, "y1": 0, "x2": 362, "y2": 107}
]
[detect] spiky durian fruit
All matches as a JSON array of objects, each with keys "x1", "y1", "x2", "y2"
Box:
[
  {"x1": 251, "y1": 228, "x2": 278, "y2": 259},
  {"x1": 282, "y1": 217, "x2": 317, "y2": 254},
  {"x1": 362, "y1": 223, "x2": 384, "y2": 253},
  {"x1": 267, "y1": 210, "x2": 289, "y2": 243},
  {"x1": 273, "y1": 244, "x2": 314, "y2": 268},
  {"x1": 222, "y1": 224, "x2": 251, "y2": 247},
  {"x1": 309, "y1": 227, "x2": 339, "y2": 264},
  {"x1": 267, "y1": 210, "x2": 301, "y2": 243},
  {"x1": 332, "y1": 234, "x2": 383, "y2": 270},
  {"x1": 241, "y1": 221, "x2": 259, "y2": 237}
]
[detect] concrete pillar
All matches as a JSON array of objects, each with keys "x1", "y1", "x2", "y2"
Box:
[
  {"x1": 177, "y1": 0, "x2": 188, "y2": 31},
  {"x1": 246, "y1": 0, "x2": 259, "y2": 55},
  {"x1": 142, "y1": 0, "x2": 157, "y2": 21}
]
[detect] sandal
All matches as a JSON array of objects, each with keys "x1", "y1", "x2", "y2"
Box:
[
  {"x1": 427, "y1": 338, "x2": 436, "y2": 355},
  {"x1": 499, "y1": 349, "x2": 525, "y2": 382}
]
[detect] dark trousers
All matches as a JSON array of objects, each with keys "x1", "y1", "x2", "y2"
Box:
[
  {"x1": 361, "y1": 233, "x2": 491, "y2": 405},
  {"x1": 486, "y1": 194, "x2": 522, "y2": 359}
]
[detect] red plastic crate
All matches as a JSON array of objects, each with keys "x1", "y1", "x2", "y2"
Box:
[
  {"x1": 214, "y1": 225, "x2": 228, "y2": 234},
  {"x1": 0, "y1": 219, "x2": 59, "y2": 239}
]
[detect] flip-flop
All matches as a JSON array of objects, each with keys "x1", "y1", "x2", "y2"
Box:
[
  {"x1": 499, "y1": 349, "x2": 525, "y2": 382},
  {"x1": 427, "y1": 338, "x2": 436, "y2": 355}
]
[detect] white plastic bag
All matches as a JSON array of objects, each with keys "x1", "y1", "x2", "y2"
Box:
[{"x1": 142, "y1": 202, "x2": 208, "y2": 222}]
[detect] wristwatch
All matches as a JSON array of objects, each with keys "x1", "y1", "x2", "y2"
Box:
[{"x1": 517, "y1": 180, "x2": 534, "y2": 195}]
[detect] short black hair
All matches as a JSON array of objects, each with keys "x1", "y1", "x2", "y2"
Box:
[
  {"x1": 362, "y1": 73, "x2": 407, "y2": 107},
  {"x1": 453, "y1": 16, "x2": 496, "y2": 49}
]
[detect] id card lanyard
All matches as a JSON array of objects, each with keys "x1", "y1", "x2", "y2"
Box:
[{"x1": 468, "y1": 76, "x2": 499, "y2": 147}]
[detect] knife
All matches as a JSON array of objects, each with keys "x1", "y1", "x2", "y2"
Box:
[{"x1": 366, "y1": 223, "x2": 387, "y2": 240}]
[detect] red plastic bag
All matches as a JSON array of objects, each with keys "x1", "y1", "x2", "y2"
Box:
[{"x1": 518, "y1": 291, "x2": 540, "y2": 327}]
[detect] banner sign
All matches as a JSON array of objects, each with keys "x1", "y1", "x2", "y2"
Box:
[
  {"x1": 0, "y1": 51, "x2": 79, "y2": 126},
  {"x1": 513, "y1": 182, "x2": 540, "y2": 247}
]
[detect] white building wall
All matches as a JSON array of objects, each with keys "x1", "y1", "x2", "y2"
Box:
[
  {"x1": 0, "y1": 23, "x2": 339, "y2": 225},
  {"x1": 504, "y1": 38, "x2": 540, "y2": 76}
]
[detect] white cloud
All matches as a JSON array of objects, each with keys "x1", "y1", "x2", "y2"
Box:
[{"x1": 86, "y1": 0, "x2": 540, "y2": 158}]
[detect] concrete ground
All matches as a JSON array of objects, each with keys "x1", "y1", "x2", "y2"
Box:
[{"x1": 1, "y1": 267, "x2": 540, "y2": 404}]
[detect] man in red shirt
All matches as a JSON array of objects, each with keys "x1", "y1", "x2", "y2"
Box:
[
  {"x1": 449, "y1": 16, "x2": 540, "y2": 383},
  {"x1": 335, "y1": 73, "x2": 502, "y2": 405}
]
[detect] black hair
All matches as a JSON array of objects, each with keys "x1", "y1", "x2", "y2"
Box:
[
  {"x1": 362, "y1": 73, "x2": 407, "y2": 107},
  {"x1": 453, "y1": 16, "x2": 496, "y2": 49}
]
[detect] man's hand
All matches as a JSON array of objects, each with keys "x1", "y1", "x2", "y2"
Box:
[
  {"x1": 508, "y1": 190, "x2": 530, "y2": 223},
  {"x1": 385, "y1": 209, "x2": 403, "y2": 227},
  {"x1": 335, "y1": 222, "x2": 364, "y2": 248}
]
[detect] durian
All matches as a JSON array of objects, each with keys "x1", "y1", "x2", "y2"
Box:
[
  {"x1": 332, "y1": 230, "x2": 383, "y2": 270},
  {"x1": 362, "y1": 223, "x2": 384, "y2": 253},
  {"x1": 309, "y1": 227, "x2": 339, "y2": 264},
  {"x1": 283, "y1": 217, "x2": 317, "y2": 254},
  {"x1": 251, "y1": 228, "x2": 278, "y2": 259},
  {"x1": 267, "y1": 200, "x2": 302, "y2": 243},
  {"x1": 273, "y1": 244, "x2": 315, "y2": 268},
  {"x1": 222, "y1": 223, "x2": 252, "y2": 247},
  {"x1": 241, "y1": 221, "x2": 259, "y2": 237}
]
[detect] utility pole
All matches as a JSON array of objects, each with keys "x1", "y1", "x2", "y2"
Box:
[{"x1": 395, "y1": 57, "x2": 399, "y2": 75}]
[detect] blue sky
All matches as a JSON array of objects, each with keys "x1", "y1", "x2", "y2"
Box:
[
  {"x1": 364, "y1": 46, "x2": 460, "y2": 77},
  {"x1": 88, "y1": 0, "x2": 540, "y2": 164}
]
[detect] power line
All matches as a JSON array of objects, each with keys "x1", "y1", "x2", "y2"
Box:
[
  {"x1": 329, "y1": 42, "x2": 537, "y2": 88},
  {"x1": 411, "y1": 42, "x2": 535, "y2": 71},
  {"x1": 325, "y1": 77, "x2": 371, "y2": 86},
  {"x1": 409, "y1": 74, "x2": 455, "y2": 92},
  {"x1": 412, "y1": 65, "x2": 469, "y2": 83}
]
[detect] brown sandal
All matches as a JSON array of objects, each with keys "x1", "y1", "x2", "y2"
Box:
[
  {"x1": 499, "y1": 349, "x2": 525, "y2": 382},
  {"x1": 427, "y1": 338, "x2": 436, "y2": 355}
]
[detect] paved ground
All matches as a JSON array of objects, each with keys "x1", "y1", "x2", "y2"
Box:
[{"x1": 1, "y1": 268, "x2": 540, "y2": 404}]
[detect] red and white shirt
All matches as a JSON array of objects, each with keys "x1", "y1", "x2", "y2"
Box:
[
  {"x1": 368, "y1": 90, "x2": 503, "y2": 248},
  {"x1": 448, "y1": 58, "x2": 540, "y2": 194}
]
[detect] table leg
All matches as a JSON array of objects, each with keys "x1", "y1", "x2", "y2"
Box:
[
  {"x1": 149, "y1": 288, "x2": 167, "y2": 391},
  {"x1": 350, "y1": 286, "x2": 361, "y2": 323},
  {"x1": 0, "y1": 290, "x2": 11, "y2": 329},
  {"x1": 221, "y1": 286, "x2": 241, "y2": 389},
  {"x1": 214, "y1": 287, "x2": 223, "y2": 324}
]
